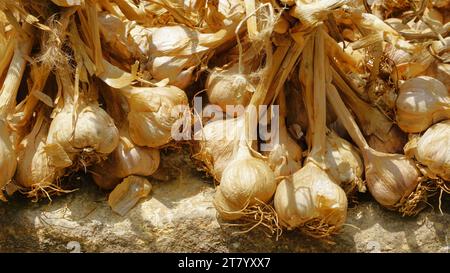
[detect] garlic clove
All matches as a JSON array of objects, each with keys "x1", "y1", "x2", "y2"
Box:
[{"x1": 108, "y1": 175, "x2": 152, "y2": 216}]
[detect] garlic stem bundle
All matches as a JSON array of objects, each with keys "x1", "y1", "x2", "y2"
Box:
[
  {"x1": 396, "y1": 76, "x2": 450, "y2": 133},
  {"x1": 274, "y1": 29, "x2": 348, "y2": 234},
  {"x1": 0, "y1": 28, "x2": 33, "y2": 201},
  {"x1": 330, "y1": 62, "x2": 393, "y2": 140},
  {"x1": 405, "y1": 120, "x2": 450, "y2": 181},
  {"x1": 46, "y1": 69, "x2": 119, "y2": 170},
  {"x1": 326, "y1": 77, "x2": 422, "y2": 214}
]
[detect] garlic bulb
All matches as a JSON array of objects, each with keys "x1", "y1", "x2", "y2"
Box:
[
  {"x1": 363, "y1": 148, "x2": 420, "y2": 208},
  {"x1": 275, "y1": 162, "x2": 348, "y2": 229},
  {"x1": 396, "y1": 76, "x2": 450, "y2": 133},
  {"x1": 122, "y1": 85, "x2": 189, "y2": 148},
  {"x1": 206, "y1": 62, "x2": 254, "y2": 110},
  {"x1": 47, "y1": 100, "x2": 119, "y2": 165},
  {"x1": 15, "y1": 111, "x2": 70, "y2": 193},
  {"x1": 194, "y1": 116, "x2": 244, "y2": 181},
  {"x1": 47, "y1": 73, "x2": 119, "y2": 169},
  {"x1": 325, "y1": 130, "x2": 365, "y2": 193},
  {"x1": 214, "y1": 142, "x2": 277, "y2": 219},
  {"x1": 108, "y1": 176, "x2": 152, "y2": 216},
  {"x1": 406, "y1": 120, "x2": 449, "y2": 181},
  {"x1": 112, "y1": 126, "x2": 160, "y2": 178},
  {"x1": 213, "y1": 39, "x2": 284, "y2": 222}
]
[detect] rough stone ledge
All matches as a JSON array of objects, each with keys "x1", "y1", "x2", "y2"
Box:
[{"x1": 1, "y1": 152, "x2": 449, "y2": 253}]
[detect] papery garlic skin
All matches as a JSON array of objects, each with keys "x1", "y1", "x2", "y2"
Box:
[
  {"x1": 125, "y1": 86, "x2": 189, "y2": 148},
  {"x1": 274, "y1": 162, "x2": 348, "y2": 229},
  {"x1": 414, "y1": 120, "x2": 450, "y2": 181},
  {"x1": 325, "y1": 131, "x2": 365, "y2": 192},
  {"x1": 47, "y1": 101, "x2": 119, "y2": 158},
  {"x1": 396, "y1": 76, "x2": 450, "y2": 133},
  {"x1": 206, "y1": 63, "x2": 253, "y2": 110},
  {"x1": 364, "y1": 148, "x2": 420, "y2": 207},
  {"x1": 0, "y1": 121, "x2": 17, "y2": 200},
  {"x1": 214, "y1": 145, "x2": 277, "y2": 219}
]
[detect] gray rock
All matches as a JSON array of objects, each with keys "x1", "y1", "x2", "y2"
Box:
[{"x1": 1, "y1": 150, "x2": 449, "y2": 253}]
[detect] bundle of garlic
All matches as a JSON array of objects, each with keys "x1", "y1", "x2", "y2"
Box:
[
  {"x1": 326, "y1": 66, "x2": 426, "y2": 216},
  {"x1": 275, "y1": 28, "x2": 348, "y2": 236},
  {"x1": 97, "y1": 3, "x2": 243, "y2": 89}
]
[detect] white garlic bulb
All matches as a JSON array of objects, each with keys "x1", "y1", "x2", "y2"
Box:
[
  {"x1": 123, "y1": 85, "x2": 189, "y2": 148},
  {"x1": 364, "y1": 148, "x2": 421, "y2": 208},
  {"x1": 214, "y1": 142, "x2": 277, "y2": 220},
  {"x1": 396, "y1": 76, "x2": 450, "y2": 133},
  {"x1": 274, "y1": 162, "x2": 348, "y2": 229},
  {"x1": 406, "y1": 120, "x2": 449, "y2": 181},
  {"x1": 47, "y1": 96, "x2": 119, "y2": 166},
  {"x1": 206, "y1": 62, "x2": 254, "y2": 110},
  {"x1": 91, "y1": 126, "x2": 160, "y2": 190}
]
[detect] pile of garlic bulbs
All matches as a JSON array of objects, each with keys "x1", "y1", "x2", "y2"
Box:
[{"x1": 0, "y1": 0, "x2": 448, "y2": 238}]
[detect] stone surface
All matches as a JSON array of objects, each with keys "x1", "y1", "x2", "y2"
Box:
[{"x1": 1, "y1": 150, "x2": 449, "y2": 253}]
